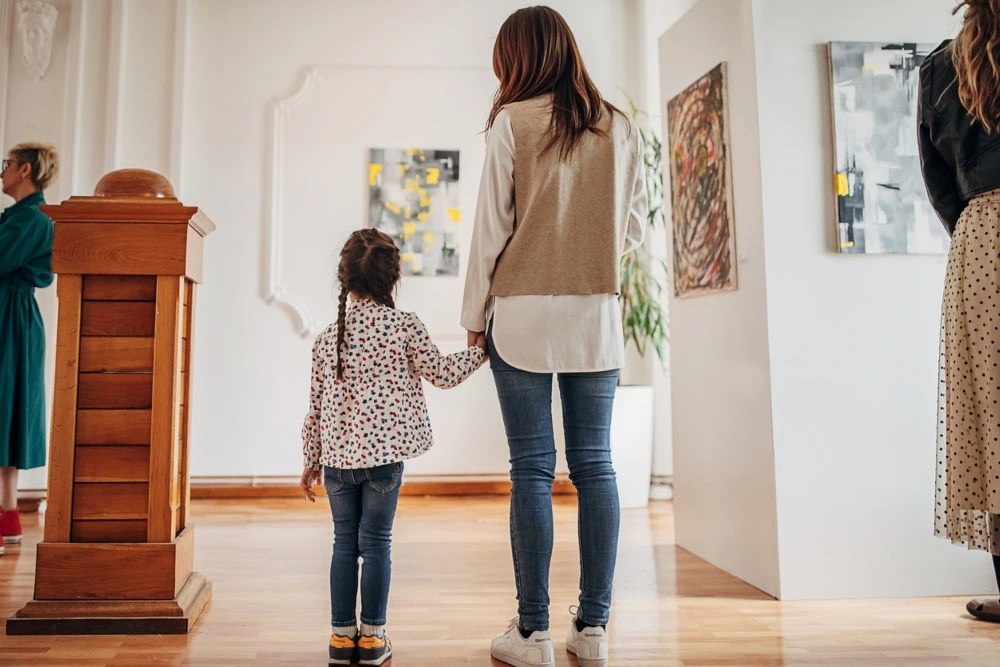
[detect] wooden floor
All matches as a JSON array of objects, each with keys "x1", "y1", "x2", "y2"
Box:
[{"x1": 2, "y1": 496, "x2": 1000, "y2": 665}]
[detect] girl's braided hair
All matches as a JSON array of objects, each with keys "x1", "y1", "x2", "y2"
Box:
[{"x1": 335, "y1": 229, "x2": 401, "y2": 380}]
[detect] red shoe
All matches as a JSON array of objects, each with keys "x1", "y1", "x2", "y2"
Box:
[{"x1": 0, "y1": 509, "x2": 22, "y2": 544}]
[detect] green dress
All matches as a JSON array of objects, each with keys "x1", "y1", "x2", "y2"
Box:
[{"x1": 0, "y1": 191, "x2": 53, "y2": 469}]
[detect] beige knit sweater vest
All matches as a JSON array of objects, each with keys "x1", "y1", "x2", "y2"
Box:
[{"x1": 489, "y1": 95, "x2": 640, "y2": 297}]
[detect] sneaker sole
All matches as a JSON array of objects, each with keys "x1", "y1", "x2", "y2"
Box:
[
  {"x1": 357, "y1": 653, "x2": 391, "y2": 666},
  {"x1": 328, "y1": 659, "x2": 352, "y2": 666},
  {"x1": 2, "y1": 536, "x2": 21, "y2": 544},
  {"x1": 489, "y1": 647, "x2": 554, "y2": 667},
  {"x1": 567, "y1": 650, "x2": 607, "y2": 667},
  {"x1": 567, "y1": 642, "x2": 608, "y2": 667}
]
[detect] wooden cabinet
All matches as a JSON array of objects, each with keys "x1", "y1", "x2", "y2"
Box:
[{"x1": 7, "y1": 170, "x2": 215, "y2": 634}]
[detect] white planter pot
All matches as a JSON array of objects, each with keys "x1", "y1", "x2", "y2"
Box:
[{"x1": 611, "y1": 385, "x2": 654, "y2": 509}]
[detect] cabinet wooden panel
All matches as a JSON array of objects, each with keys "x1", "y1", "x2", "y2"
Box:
[
  {"x1": 74, "y1": 446, "x2": 150, "y2": 483},
  {"x1": 72, "y1": 483, "x2": 149, "y2": 520},
  {"x1": 81, "y1": 301, "x2": 155, "y2": 336},
  {"x1": 79, "y1": 337, "x2": 154, "y2": 372},
  {"x1": 77, "y1": 373, "x2": 152, "y2": 410},
  {"x1": 71, "y1": 520, "x2": 148, "y2": 543},
  {"x1": 82, "y1": 275, "x2": 156, "y2": 301},
  {"x1": 76, "y1": 410, "x2": 151, "y2": 445}
]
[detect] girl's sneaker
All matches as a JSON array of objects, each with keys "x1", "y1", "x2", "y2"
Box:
[
  {"x1": 357, "y1": 632, "x2": 392, "y2": 665},
  {"x1": 328, "y1": 630, "x2": 357, "y2": 665},
  {"x1": 566, "y1": 608, "x2": 608, "y2": 667},
  {"x1": 0, "y1": 510, "x2": 22, "y2": 544}
]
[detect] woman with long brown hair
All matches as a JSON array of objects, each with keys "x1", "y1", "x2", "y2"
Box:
[
  {"x1": 919, "y1": 0, "x2": 1000, "y2": 623},
  {"x1": 461, "y1": 6, "x2": 646, "y2": 666}
]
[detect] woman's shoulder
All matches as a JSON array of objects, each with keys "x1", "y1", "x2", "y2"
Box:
[
  {"x1": 6, "y1": 200, "x2": 51, "y2": 226},
  {"x1": 920, "y1": 40, "x2": 954, "y2": 106}
]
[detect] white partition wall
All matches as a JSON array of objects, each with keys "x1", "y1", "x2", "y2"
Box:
[
  {"x1": 661, "y1": 0, "x2": 997, "y2": 599},
  {"x1": 658, "y1": 0, "x2": 781, "y2": 597}
]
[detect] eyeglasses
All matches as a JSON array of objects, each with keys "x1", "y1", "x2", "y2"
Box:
[{"x1": 1, "y1": 158, "x2": 16, "y2": 172}]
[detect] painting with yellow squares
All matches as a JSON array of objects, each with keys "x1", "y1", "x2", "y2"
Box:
[{"x1": 368, "y1": 148, "x2": 461, "y2": 276}]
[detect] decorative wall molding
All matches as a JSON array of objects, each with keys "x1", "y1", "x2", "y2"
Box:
[
  {"x1": 264, "y1": 64, "x2": 488, "y2": 339},
  {"x1": 59, "y1": 0, "x2": 84, "y2": 200},
  {"x1": 169, "y1": 0, "x2": 190, "y2": 192},
  {"x1": 104, "y1": 0, "x2": 126, "y2": 172},
  {"x1": 0, "y1": 0, "x2": 14, "y2": 151},
  {"x1": 15, "y1": 0, "x2": 57, "y2": 81}
]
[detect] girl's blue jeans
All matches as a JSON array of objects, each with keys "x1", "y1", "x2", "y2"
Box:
[{"x1": 324, "y1": 461, "x2": 403, "y2": 627}]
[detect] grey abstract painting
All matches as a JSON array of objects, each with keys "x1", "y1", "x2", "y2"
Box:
[
  {"x1": 368, "y1": 148, "x2": 461, "y2": 276},
  {"x1": 829, "y1": 41, "x2": 948, "y2": 254}
]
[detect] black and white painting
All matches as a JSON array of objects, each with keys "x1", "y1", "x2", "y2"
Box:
[{"x1": 829, "y1": 41, "x2": 947, "y2": 254}]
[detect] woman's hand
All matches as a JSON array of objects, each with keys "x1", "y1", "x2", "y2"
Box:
[
  {"x1": 300, "y1": 466, "x2": 321, "y2": 502},
  {"x1": 475, "y1": 333, "x2": 487, "y2": 350},
  {"x1": 467, "y1": 329, "x2": 483, "y2": 348}
]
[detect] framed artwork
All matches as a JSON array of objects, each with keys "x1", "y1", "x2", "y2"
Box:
[
  {"x1": 828, "y1": 41, "x2": 946, "y2": 254},
  {"x1": 368, "y1": 148, "x2": 461, "y2": 276},
  {"x1": 666, "y1": 63, "x2": 738, "y2": 298}
]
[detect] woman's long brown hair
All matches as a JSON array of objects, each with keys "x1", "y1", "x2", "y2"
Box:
[
  {"x1": 952, "y1": 0, "x2": 1000, "y2": 132},
  {"x1": 486, "y1": 5, "x2": 624, "y2": 158},
  {"x1": 335, "y1": 229, "x2": 401, "y2": 380}
]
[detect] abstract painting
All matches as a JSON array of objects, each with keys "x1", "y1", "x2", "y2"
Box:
[
  {"x1": 829, "y1": 41, "x2": 947, "y2": 254},
  {"x1": 368, "y1": 148, "x2": 461, "y2": 276},
  {"x1": 666, "y1": 63, "x2": 737, "y2": 298}
]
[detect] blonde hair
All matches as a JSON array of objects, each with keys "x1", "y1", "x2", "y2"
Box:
[
  {"x1": 8, "y1": 142, "x2": 59, "y2": 190},
  {"x1": 952, "y1": 0, "x2": 1000, "y2": 132}
]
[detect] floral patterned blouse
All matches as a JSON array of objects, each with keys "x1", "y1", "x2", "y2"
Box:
[{"x1": 302, "y1": 298, "x2": 487, "y2": 470}]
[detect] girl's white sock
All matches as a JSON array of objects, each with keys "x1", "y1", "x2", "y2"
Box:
[
  {"x1": 332, "y1": 624, "x2": 357, "y2": 638},
  {"x1": 360, "y1": 622, "x2": 385, "y2": 637}
]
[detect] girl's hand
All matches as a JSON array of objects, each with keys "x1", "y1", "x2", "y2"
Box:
[
  {"x1": 467, "y1": 329, "x2": 483, "y2": 348},
  {"x1": 475, "y1": 333, "x2": 487, "y2": 351},
  {"x1": 300, "y1": 466, "x2": 321, "y2": 502}
]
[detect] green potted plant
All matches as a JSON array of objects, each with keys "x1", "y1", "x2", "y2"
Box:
[
  {"x1": 621, "y1": 99, "x2": 669, "y2": 363},
  {"x1": 610, "y1": 99, "x2": 669, "y2": 509}
]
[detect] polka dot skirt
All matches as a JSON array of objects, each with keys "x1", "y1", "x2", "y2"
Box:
[{"x1": 936, "y1": 189, "x2": 1000, "y2": 554}]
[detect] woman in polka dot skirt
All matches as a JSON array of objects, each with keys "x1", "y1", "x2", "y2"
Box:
[
  {"x1": 299, "y1": 229, "x2": 487, "y2": 664},
  {"x1": 919, "y1": 1, "x2": 1000, "y2": 623}
]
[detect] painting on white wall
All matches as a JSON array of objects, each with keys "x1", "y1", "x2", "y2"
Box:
[
  {"x1": 666, "y1": 63, "x2": 738, "y2": 298},
  {"x1": 828, "y1": 41, "x2": 947, "y2": 254},
  {"x1": 368, "y1": 148, "x2": 460, "y2": 276}
]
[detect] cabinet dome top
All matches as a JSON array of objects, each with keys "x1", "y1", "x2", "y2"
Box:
[{"x1": 94, "y1": 169, "x2": 176, "y2": 199}]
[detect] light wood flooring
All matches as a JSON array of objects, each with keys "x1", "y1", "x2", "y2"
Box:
[{"x1": 2, "y1": 496, "x2": 1000, "y2": 665}]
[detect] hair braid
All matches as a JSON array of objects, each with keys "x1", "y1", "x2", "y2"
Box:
[{"x1": 335, "y1": 287, "x2": 348, "y2": 381}]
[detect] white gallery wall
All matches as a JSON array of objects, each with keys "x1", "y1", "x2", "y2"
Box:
[
  {"x1": 2, "y1": 0, "x2": 675, "y2": 487},
  {"x1": 659, "y1": 0, "x2": 781, "y2": 596},
  {"x1": 662, "y1": 0, "x2": 996, "y2": 598}
]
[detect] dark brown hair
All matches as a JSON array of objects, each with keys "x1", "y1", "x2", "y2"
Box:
[
  {"x1": 952, "y1": 0, "x2": 1000, "y2": 132},
  {"x1": 487, "y1": 5, "x2": 624, "y2": 158},
  {"x1": 335, "y1": 229, "x2": 401, "y2": 380}
]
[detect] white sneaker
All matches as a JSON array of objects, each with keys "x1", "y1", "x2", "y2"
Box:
[
  {"x1": 490, "y1": 617, "x2": 555, "y2": 667},
  {"x1": 567, "y1": 615, "x2": 609, "y2": 667}
]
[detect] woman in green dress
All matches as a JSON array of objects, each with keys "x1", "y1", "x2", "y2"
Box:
[{"x1": 0, "y1": 142, "x2": 58, "y2": 553}]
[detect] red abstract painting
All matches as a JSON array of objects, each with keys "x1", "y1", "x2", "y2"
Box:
[{"x1": 667, "y1": 63, "x2": 737, "y2": 298}]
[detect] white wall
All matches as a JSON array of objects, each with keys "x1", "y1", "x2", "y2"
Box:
[
  {"x1": 659, "y1": 0, "x2": 781, "y2": 596},
  {"x1": 178, "y1": 0, "x2": 636, "y2": 478},
  {"x1": 1, "y1": 0, "x2": 641, "y2": 487},
  {"x1": 1, "y1": 0, "x2": 79, "y2": 490},
  {"x1": 753, "y1": 0, "x2": 995, "y2": 599},
  {"x1": 660, "y1": 0, "x2": 995, "y2": 599}
]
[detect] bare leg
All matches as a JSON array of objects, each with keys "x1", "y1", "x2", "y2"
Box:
[{"x1": 0, "y1": 467, "x2": 18, "y2": 511}]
